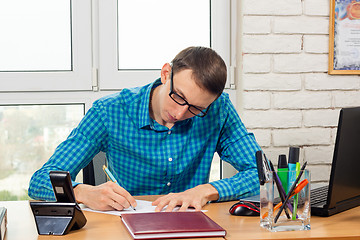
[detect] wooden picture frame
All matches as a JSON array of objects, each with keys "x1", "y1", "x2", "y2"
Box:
[{"x1": 328, "y1": 0, "x2": 360, "y2": 74}]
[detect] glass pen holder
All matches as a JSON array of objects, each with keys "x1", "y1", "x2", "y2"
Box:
[{"x1": 260, "y1": 170, "x2": 311, "y2": 232}]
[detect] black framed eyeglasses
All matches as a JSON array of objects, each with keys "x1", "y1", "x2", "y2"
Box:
[{"x1": 169, "y1": 71, "x2": 210, "y2": 117}]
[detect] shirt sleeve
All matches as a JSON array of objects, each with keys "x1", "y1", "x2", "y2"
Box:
[
  {"x1": 210, "y1": 95, "x2": 261, "y2": 201},
  {"x1": 28, "y1": 100, "x2": 109, "y2": 201}
]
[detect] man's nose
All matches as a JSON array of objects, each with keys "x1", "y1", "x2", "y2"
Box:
[{"x1": 175, "y1": 104, "x2": 188, "y2": 119}]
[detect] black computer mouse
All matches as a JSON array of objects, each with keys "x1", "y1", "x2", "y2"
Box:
[{"x1": 229, "y1": 201, "x2": 260, "y2": 216}]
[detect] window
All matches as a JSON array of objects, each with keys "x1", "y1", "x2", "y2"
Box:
[
  {"x1": 117, "y1": 0, "x2": 210, "y2": 70},
  {"x1": 0, "y1": 0, "x2": 92, "y2": 91},
  {"x1": 0, "y1": 0, "x2": 72, "y2": 71},
  {"x1": 99, "y1": 0, "x2": 231, "y2": 89},
  {"x1": 0, "y1": 0, "x2": 233, "y2": 200},
  {"x1": 0, "y1": 0, "x2": 230, "y2": 91},
  {"x1": 0, "y1": 104, "x2": 84, "y2": 200}
]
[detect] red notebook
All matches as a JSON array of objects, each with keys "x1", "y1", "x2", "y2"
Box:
[{"x1": 121, "y1": 211, "x2": 226, "y2": 239}]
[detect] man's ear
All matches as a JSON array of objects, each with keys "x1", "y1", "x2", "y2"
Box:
[{"x1": 160, "y1": 63, "x2": 172, "y2": 84}]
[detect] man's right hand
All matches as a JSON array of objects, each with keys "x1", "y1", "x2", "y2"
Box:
[{"x1": 73, "y1": 182, "x2": 137, "y2": 211}]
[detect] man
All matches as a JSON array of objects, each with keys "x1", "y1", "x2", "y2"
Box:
[{"x1": 28, "y1": 46, "x2": 261, "y2": 212}]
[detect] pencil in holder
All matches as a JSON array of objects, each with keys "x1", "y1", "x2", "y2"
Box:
[{"x1": 260, "y1": 170, "x2": 311, "y2": 232}]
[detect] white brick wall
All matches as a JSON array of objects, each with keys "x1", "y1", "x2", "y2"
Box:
[
  {"x1": 242, "y1": 110, "x2": 302, "y2": 128},
  {"x1": 304, "y1": 0, "x2": 330, "y2": 16},
  {"x1": 243, "y1": 54, "x2": 271, "y2": 73},
  {"x1": 240, "y1": 1, "x2": 360, "y2": 183},
  {"x1": 334, "y1": 91, "x2": 360, "y2": 107},
  {"x1": 242, "y1": 92, "x2": 271, "y2": 109},
  {"x1": 243, "y1": 16, "x2": 271, "y2": 34},
  {"x1": 303, "y1": 109, "x2": 339, "y2": 127},
  {"x1": 305, "y1": 73, "x2": 360, "y2": 90},
  {"x1": 243, "y1": 35, "x2": 302, "y2": 53},
  {"x1": 273, "y1": 92, "x2": 332, "y2": 109},
  {"x1": 273, "y1": 54, "x2": 328, "y2": 73},
  {"x1": 243, "y1": 74, "x2": 302, "y2": 91},
  {"x1": 307, "y1": 165, "x2": 332, "y2": 182},
  {"x1": 272, "y1": 128, "x2": 332, "y2": 146},
  {"x1": 249, "y1": 129, "x2": 272, "y2": 147},
  {"x1": 303, "y1": 35, "x2": 329, "y2": 53},
  {"x1": 243, "y1": 0, "x2": 302, "y2": 16},
  {"x1": 303, "y1": 146, "x2": 334, "y2": 164},
  {"x1": 273, "y1": 16, "x2": 329, "y2": 34}
]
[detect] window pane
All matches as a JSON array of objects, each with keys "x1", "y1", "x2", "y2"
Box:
[
  {"x1": 0, "y1": 104, "x2": 84, "y2": 200},
  {"x1": 209, "y1": 153, "x2": 221, "y2": 182},
  {"x1": 0, "y1": 0, "x2": 72, "y2": 71},
  {"x1": 117, "y1": 0, "x2": 210, "y2": 70}
]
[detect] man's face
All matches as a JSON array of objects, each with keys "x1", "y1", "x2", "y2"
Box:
[{"x1": 159, "y1": 69, "x2": 218, "y2": 126}]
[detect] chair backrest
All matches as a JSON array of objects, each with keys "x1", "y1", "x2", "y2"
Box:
[{"x1": 83, "y1": 152, "x2": 107, "y2": 186}]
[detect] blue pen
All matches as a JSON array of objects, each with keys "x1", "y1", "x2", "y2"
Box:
[
  {"x1": 103, "y1": 165, "x2": 136, "y2": 210},
  {"x1": 287, "y1": 147, "x2": 300, "y2": 193}
]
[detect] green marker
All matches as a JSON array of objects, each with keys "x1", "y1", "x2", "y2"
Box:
[{"x1": 277, "y1": 155, "x2": 288, "y2": 193}]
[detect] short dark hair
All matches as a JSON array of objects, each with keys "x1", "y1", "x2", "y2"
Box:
[{"x1": 171, "y1": 46, "x2": 227, "y2": 96}]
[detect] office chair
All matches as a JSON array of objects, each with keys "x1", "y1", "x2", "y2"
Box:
[{"x1": 83, "y1": 151, "x2": 107, "y2": 186}]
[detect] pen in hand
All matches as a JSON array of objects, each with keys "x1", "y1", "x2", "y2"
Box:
[{"x1": 102, "y1": 165, "x2": 136, "y2": 211}]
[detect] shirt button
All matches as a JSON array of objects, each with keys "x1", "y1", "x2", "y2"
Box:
[
  {"x1": 168, "y1": 158, "x2": 173, "y2": 162},
  {"x1": 167, "y1": 182, "x2": 171, "y2": 186},
  {"x1": 168, "y1": 130, "x2": 172, "y2": 135}
]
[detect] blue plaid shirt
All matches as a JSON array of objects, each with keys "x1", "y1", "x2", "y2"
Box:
[{"x1": 28, "y1": 79, "x2": 261, "y2": 202}]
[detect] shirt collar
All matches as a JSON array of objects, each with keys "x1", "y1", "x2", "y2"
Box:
[
  {"x1": 137, "y1": 78, "x2": 193, "y2": 130},
  {"x1": 138, "y1": 78, "x2": 161, "y2": 129}
]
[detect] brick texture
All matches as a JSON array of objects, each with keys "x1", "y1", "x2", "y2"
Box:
[
  {"x1": 273, "y1": 92, "x2": 332, "y2": 109},
  {"x1": 243, "y1": 35, "x2": 302, "y2": 54},
  {"x1": 240, "y1": 1, "x2": 360, "y2": 183},
  {"x1": 304, "y1": 0, "x2": 330, "y2": 16},
  {"x1": 273, "y1": 54, "x2": 328, "y2": 73},
  {"x1": 303, "y1": 35, "x2": 329, "y2": 53},
  {"x1": 243, "y1": 16, "x2": 271, "y2": 34},
  {"x1": 243, "y1": 0, "x2": 302, "y2": 15},
  {"x1": 273, "y1": 16, "x2": 329, "y2": 34},
  {"x1": 242, "y1": 110, "x2": 302, "y2": 128},
  {"x1": 243, "y1": 73, "x2": 302, "y2": 91}
]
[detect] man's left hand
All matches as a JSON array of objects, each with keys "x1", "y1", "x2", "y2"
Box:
[{"x1": 152, "y1": 184, "x2": 219, "y2": 212}]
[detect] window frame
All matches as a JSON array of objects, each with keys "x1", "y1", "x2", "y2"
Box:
[
  {"x1": 97, "y1": 0, "x2": 231, "y2": 90},
  {"x1": 0, "y1": 0, "x2": 235, "y2": 183},
  {"x1": 0, "y1": 0, "x2": 92, "y2": 92}
]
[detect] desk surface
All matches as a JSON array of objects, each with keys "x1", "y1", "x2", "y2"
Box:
[{"x1": 1, "y1": 196, "x2": 360, "y2": 240}]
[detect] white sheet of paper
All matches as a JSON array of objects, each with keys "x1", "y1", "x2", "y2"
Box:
[
  {"x1": 81, "y1": 199, "x2": 206, "y2": 216},
  {"x1": 81, "y1": 200, "x2": 155, "y2": 216}
]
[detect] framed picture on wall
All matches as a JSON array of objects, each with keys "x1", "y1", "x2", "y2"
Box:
[{"x1": 328, "y1": 0, "x2": 360, "y2": 74}]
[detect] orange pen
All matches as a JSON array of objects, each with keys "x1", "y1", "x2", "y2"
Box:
[{"x1": 262, "y1": 179, "x2": 309, "y2": 219}]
